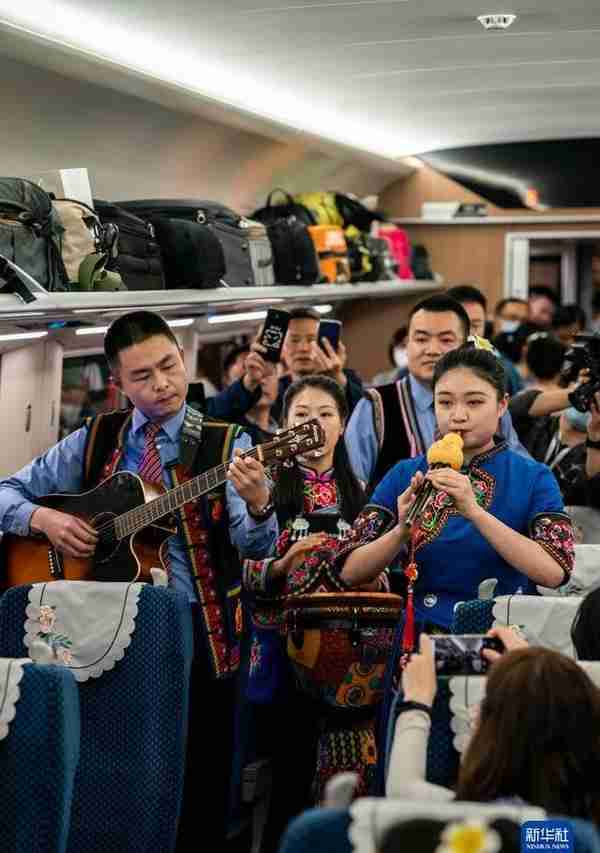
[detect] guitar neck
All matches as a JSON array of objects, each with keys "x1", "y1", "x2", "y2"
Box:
[
  {"x1": 114, "y1": 452, "x2": 253, "y2": 540},
  {"x1": 110, "y1": 419, "x2": 323, "y2": 541}
]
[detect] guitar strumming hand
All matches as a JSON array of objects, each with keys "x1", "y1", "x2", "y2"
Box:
[
  {"x1": 30, "y1": 506, "x2": 99, "y2": 559},
  {"x1": 2, "y1": 419, "x2": 325, "y2": 587}
]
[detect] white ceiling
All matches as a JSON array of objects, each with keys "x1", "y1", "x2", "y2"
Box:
[{"x1": 1, "y1": 0, "x2": 600, "y2": 162}]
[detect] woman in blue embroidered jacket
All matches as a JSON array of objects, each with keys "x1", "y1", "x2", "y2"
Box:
[
  {"x1": 242, "y1": 375, "x2": 385, "y2": 853},
  {"x1": 337, "y1": 346, "x2": 575, "y2": 632}
]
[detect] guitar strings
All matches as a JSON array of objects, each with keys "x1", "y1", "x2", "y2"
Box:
[
  {"x1": 93, "y1": 454, "x2": 251, "y2": 543},
  {"x1": 92, "y1": 425, "x2": 317, "y2": 544}
]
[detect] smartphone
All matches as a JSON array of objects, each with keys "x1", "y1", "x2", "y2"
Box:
[
  {"x1": 431, "y1": 634, "x2": 504, "y2": 676},
  {"x1": 258, "y1": 308, "x2": 291, "y2": 363},
  {"x1": 319, "y1": 319, "x2": 342, "y2": 352}
]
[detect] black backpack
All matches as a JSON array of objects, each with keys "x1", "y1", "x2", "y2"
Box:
[
  {"x1": 411, "y1": 244, "x2": 434, "y2": 280},
  {"x1": 150, "y1": 218, "x2": 225, "y2": 289},
  {"x1": 250, "y1": 189, "x2": 316, "y2": 227},
  {"x1": 266, "y1": 216, "x2": 320, "y2": 286}
]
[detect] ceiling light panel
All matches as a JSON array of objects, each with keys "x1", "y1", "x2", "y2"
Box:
[
  {"x1": 3, "y1": 0, "x2": 600, "y2": 157},
  {"x1": 0, "y1": 2, "x2": 402, "y2": 158},
  {"x1": 0, "y1": 330, "x2": 48, "y2": 341}
]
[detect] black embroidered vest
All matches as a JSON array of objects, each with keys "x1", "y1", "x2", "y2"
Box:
[
  {"x1": 83, "y1": 408, "x2": 244, "y2": 679},
  {"x1": 366, "y1": 383, "x2": 411, "y2": 493}
]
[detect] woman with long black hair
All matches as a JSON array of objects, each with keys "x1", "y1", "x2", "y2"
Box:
[{"x1": 242, "y1": 374, "x2": 386, "y2": 853}]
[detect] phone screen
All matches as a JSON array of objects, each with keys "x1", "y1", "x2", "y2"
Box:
[
  {"x1": 259, "y1": 308, "x2": 291, "y2": 363},
  {"x1": 319, "y1": 319, "x2": 342, "y2": 352},
  {"x1": 431, "y1": 634, "x2": 502, "y2": 676}
]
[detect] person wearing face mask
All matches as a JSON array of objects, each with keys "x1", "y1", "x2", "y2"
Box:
[
  {"x1": 508, "y1": 332, "x2": 600, "y2": 527},
  {"x1": 510, "y1": 379, "x2": 600, "y2": 520},
  {"x1": 371, "y1": 326, "x2": 408, "y2": 386},
  {"x1": 242, "y1": 375, "x2": 386, "y2": 853},
  {"x1": 493, "y1": 297, "x2": 529, "y2": 337}
]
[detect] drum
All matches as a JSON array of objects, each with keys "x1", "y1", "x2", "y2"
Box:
[{"x1": 284, "y1": 591, "x2": 403, "y2": 712}]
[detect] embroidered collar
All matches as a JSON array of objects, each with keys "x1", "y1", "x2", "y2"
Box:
[
  {"x1": 299, "y1": 464, "x2": 335, "y2": 483},
  {"x1": 131, "y1": 404, "x2": 186, "y2": 443}
]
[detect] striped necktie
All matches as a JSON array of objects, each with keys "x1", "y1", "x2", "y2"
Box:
[{"x1": 138, "y1": 422, "x2": 163, "y2": 484}]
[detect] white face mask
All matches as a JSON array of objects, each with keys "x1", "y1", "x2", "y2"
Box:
[
  {"x1": 393, "y1": 346, "x2": 408, "y2": 369},
  {"x1": 500, "y1": 319, "x2": 521, "y2": 334},
  {"x1": 564, "y1": 406, "x2": 591, "y2": 433}
]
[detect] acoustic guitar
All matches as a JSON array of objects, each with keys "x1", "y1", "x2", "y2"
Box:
[{"x1": 1, "y1": 419, "x2": 325, "y2": 588}]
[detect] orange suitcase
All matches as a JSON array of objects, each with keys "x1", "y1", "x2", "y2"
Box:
[{"x1": 308, "y1": 225, "x2": 351, "y2": 284}]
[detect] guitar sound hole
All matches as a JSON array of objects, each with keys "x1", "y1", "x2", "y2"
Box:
[{"x1": 92, "y1": 512, "x2": 120, "y2": 564}]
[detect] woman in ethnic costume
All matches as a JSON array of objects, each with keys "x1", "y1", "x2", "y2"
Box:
[
  {"x1": 314, "y1": 346, "x2": 575, "y2": 796},
  {"x1": 242, "y1": 375, "x2": 387, "y2": 853},
  {"x1": 338, "y1": 346, "x2": 575, "y2": 632}
]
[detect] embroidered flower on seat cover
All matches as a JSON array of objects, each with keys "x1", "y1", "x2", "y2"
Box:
[
  {"x1": 32, "y1": 605, "x2": 73, "y2": 665},
  {"x1": 435, "y1": 820, "x2": 501, "y2": 853}
]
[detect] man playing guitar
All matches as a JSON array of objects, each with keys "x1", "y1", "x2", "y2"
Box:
[{"x1": 0, "y1": 309, "x2": 279, "y2": 849}]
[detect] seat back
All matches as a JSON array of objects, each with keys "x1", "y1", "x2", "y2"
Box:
[
  {"x1": 350, "y1": 797, "x2": 546, "y2": 853},
  {"x1": 383, "y1": 677, "x2": 460, "y2": 791},
  {"x1": 0, "y1": 662, "x2": 80, "y2": 853},
  {"x1": 493, "y1": 594, "x2": 583, "y2": 657},
  {"x1": 451, "y1": 599, "x2": 495, "y2": 634},
  {"x1": 281, "y1": 801, "x2": 600, "y2": 853},
  {"x1": 538, "y1": 543, "x2": 600, "y2": 595},
  {"x1": 0, "y1": 584, "x2": 193, "y2": 853}
]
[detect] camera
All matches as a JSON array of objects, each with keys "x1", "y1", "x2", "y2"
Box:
[
  {"x1": 431, "y1": 634, "x2": 504, "y2": 676},
  {"x1": 559, "y1": 333, "x2": 600, "y2": 413}
]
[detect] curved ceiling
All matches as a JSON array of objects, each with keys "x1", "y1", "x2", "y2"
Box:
[{"x1": 1, "y1": 0, "x2": 600, "y2": 161}]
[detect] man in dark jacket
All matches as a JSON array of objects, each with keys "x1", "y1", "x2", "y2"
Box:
[{"x1": 271, "y1": 306, "x2": 363, "y2": 422}]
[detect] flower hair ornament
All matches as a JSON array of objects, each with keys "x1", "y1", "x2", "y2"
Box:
[{"x1": 435, "y1": 820, "x2": 502, "y2": 853}]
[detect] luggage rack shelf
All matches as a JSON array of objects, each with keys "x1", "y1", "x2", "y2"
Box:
[{"x1": 0, "y1": 281, "x2": 440, "y2": 331}]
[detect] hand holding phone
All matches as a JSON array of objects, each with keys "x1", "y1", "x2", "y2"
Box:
[
  {"x1": 432, "y1": 634, "x2": 504, "y2": 676},
  {"x1": 319, "y1": 319, "x2": 342, "y2": 352},
  {"x1": 258, "y1": 308, "x2": 291, "y2": 363}
]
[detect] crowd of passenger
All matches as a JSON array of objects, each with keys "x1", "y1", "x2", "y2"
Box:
[{"x1": 4, "y1": 283, "x2": 600, "y2": 853}]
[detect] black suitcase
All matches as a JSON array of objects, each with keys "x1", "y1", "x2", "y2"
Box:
[
  {"x1": 93, "y1": 200, "x2": 166, "y2": 291},
  {"x1": 119, "y1": 199, "x2": 274, "y2": 287}
]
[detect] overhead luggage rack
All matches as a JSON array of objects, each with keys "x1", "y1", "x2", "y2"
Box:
[{"x1": 0, "y1": 281, "x2": 441, "y2": 334}]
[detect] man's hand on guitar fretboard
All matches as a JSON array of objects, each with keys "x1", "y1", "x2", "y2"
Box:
[
  {"x1": 30, "y1": 506, "x2": 99, "y2": 558},
  {"x1": 226, "y1": 448, "x2": 270, "y2": 514}
]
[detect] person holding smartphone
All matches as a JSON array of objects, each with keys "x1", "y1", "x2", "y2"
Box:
[
  {"x1": 382, "y1": 631, "x2": 600, "y2": 831},
  {"x1": 265, "y1": 306, "x2": 364, "y2": 423}
]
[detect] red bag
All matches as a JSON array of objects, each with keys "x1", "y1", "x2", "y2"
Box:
[{"x1": 377, "y1": 225, "x2": 413, "y2": 280}]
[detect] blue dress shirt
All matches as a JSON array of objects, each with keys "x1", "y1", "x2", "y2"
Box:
[
  {"x1": 345, "y1": 374, "x2": 529, "y2": 484},
  {"x1": 0, "y1": 404, "x2": 278, "y2": 601}
]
